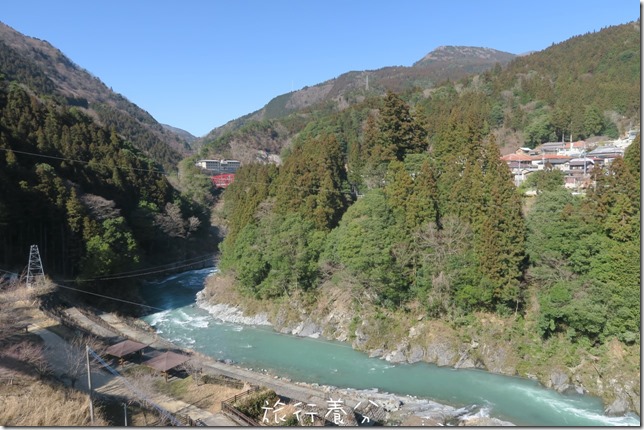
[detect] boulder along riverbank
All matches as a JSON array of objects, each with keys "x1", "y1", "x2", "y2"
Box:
[{"x1": 197, "y1": 272, "x2": 640, "y2": 419}]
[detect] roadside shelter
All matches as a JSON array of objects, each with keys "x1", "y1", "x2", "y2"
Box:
[
  {"x1": 105, "y1": 339, "x2": 147, "y2": 364},
  {"x1": 143, "y1": 351, "x2": 191, "y2": 382}
]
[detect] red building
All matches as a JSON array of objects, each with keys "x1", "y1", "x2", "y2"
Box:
[{"x1": 211, "y1": 173, "x2": 235, "y2": 188}]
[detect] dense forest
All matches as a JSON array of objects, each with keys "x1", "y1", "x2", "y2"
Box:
[
  {"x1": 218, "y1": 86, "x2": 640, "y2": 346},
  {"x1": 213, "y1": 22, "x2": 640, "y2": 386},
  {"x1": 0, "y1": 24, "x2": 189, "y2": 171},
  {"x1": 0, "y1": 79, "x2": 214, "y2": 288}
]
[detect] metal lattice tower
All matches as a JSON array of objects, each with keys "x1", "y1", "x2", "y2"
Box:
[{"x1": 26, "y1": 244, "x2": 44, "y2": 288}]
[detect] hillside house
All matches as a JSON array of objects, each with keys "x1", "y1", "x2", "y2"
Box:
[
  {"x1": 568, "y1": 157, "x2": 596, "y2": 173},
  {"x1": 587, "y1": 146, "x2": 624, "y2": 165},
  {"x1": 563, "y1": 157, "x2": 596, "y2": 190},
  {"x1": 531, "y1": 154, "x2": 571, "y2": 171},
  {"x1": 557, "y1": 140, "x2": 586, "y2": 157},
  {"x1": 500, "y1": 153, "x2": 536, "y2": 186},
  {"x1": 538, "y1": 142, "x2": 566, "y2": 154},
  {"x1": 515, "y1": 147, "x2": 537, "y2": 155}
]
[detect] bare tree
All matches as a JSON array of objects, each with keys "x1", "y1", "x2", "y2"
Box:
[
  {"x1": 187, "y1": 216, "x2": 201, "y2": 235},
  {"x1": 63, "y1": 334, "x2": 104, "y2": 389},
  {"x1": 2, "y1": 341, "x2": 51, "y2": 378},
  {"x1": 80, "y1": 194, "x2": 121, "y2": 220},
  {"x1": 155, "y1": 202, "x2": 187, "y2": 238}
]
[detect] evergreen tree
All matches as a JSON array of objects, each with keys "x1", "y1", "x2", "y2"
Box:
[
  {"x1": 406, "y1": 159, "x2": 440, "y2": 229},
  {"x1": 274, "y1": 133, "x2": 349, "y2": 231},
  {"x1": 477, "y1": 138, "x2": 526, "y2": 308},
  {"x1": 379, "y1": 92, "x2": 428, "y2": 159}
]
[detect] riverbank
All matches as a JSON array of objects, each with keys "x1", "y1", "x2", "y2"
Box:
[
  {"x1": 198, "y1": 271, "x2": 640, "y2": 420},
  {"x1": 91, "y1": 306, "x2": 515, "y2": 426}
]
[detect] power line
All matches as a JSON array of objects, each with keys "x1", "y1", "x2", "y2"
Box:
[
  {"x1": 56, "y1": 279, "x2": 355, "y2": 351},
  {"x1": 64, "y1": 254, "x2": 216, "y2": 282},
  {"x1": 0, "y1": 147, "x2": 168, "y2": 176},
  {"x1": 52, "y1": 282, "x2": 166, "y2": 312},
  {"x1": 73, "y1": 258, "x2": 215, "y2": 282},
  {"x1": 0, "y1": 268, "x2": 19, "y2": 276},
  {"x1": 2, "y1": 146, "x2": 356, "y2": 196},
  {"x1": 221, "y1": 177, "x2": 356, "y2": 196}
]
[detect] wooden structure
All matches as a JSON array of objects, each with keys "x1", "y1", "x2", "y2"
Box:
[
  {"x1": 143, "y1": 351, "x2": 190, "y2": 382},
  {"x1": 220, "y1": 386, "x2": 261, "y2": 426},
  {"x1": 105, "y1": 340, "x2": 147, "y2": 364}
]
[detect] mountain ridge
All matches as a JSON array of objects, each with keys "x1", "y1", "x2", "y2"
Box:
[
  {"x1": 0, "y1": 21, "x2": 190, "y2": 170},
  {"x1": 413, "y1": 45, "x2": 516, "y2": 67},
  {"x1": 197, "y1": 45, "x2": 517, "y2": 147}
]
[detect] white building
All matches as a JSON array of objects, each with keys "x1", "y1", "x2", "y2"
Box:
[{"x1": 195, "y1": 159, "x2": 241, "y2": 174}]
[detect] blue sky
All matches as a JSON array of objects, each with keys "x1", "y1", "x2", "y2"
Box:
[{"x1": 1, "y1": 1, "x2": 639, "y2": 137}]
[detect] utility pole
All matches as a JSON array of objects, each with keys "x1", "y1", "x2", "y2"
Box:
[
  {"x1": 123, "y1": 403, "x2": 128, "y2": 426},
  {"x1": 86, "y1": 345, "x2": 95, "y2": 425},
  {"x1": 26, "y1": 245, "x2": 44, "y2": 288}
]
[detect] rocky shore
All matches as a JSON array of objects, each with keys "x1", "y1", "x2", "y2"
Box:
[
  {"x1": 196, "y1": 292, "x2": 272, "y2": 326},
  {"x1": 74, "y1": 301, "x2": 515, "y2": 426},
  {"x1": 196, "y1": 276, "x2": 640, "y2": 420}
]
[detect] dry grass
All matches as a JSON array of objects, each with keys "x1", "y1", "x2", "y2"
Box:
[
  {"x1": 0, "y1": 283, "x2": 112, "y2": 426},
  {"x1": 187, "y1": 381, "x2": 245, "y2": 413},
  {"x1": 154, "y1": 374, "x2": 249, "y2": 413},
  {"x1": 0, "y1": 380, "x2": 107, "y2": 426}
]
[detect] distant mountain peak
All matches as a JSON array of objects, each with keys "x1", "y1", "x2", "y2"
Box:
[{"x1": 413, "y1": 45, "x2": 516, "y2": 67}]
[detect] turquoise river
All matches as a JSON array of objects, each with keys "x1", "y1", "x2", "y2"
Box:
[{"x1": 138, "y1": 268, "x2": 640, "y2": 426}]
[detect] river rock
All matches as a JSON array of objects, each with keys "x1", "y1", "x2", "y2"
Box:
[
  {"x1": 459, "y1": 416, "x2": 515, "y2": 426},
  {"x1": 407, "y1": 345, "x2": 425, "y2": 363},
  {"x1": 369, "y1": 348, "x2": 384, "y2": 358},
  {"x1": 381, "y1": 398, "x2": 402, "y2": 412},
  {"x1": 605, "y1": 397, "x2": 630, "y2": 416},
  {"x1": 550, "y1": 370, "x2": 570, "y2": 393},
  {"x1": 426, "y1": 340, "x2": 457, "y2": 366},
  {"x1": 352, "y1": 327, "x2": 368, "y2": 348},
  {"x1": 292, "y1": 319, "x2": 321, "y2": 338},
  {"x1": 197, "y1": 302, "x2": 272, "y2": 326},
  {"x1": 454, "y1": 353, "x2": 477, "y2": 369},
  {"x1": 384, "y1": 349, "x2": 407, "y2": 364},
  {"x1": 480, "y1": 345, "x2": 515, "y2": 374}
]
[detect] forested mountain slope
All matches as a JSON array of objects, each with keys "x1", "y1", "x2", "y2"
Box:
[
  {"x1": 0, "y1": 79, "x2": 213, "y2": 284},
  {"x1": 0, "y1": 22, "x2": 190, "y2": 171},
  {"x1": 195, "y1": 46, "x2": 516, "y2": 161},
  {"x1": 207, "y1": 20, "x2": 640, "y2": 414},
  {"x1": 197, "y1": 21, "x2": 639, "y2": 164}
]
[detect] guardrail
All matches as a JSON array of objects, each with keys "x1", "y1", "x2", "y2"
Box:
[
  {"x1": 221, "y1": 401, "x2": 261, "y2": 426},
  {"x1": 220, "y1": 386, "x2": 262, "y2": 426}
]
